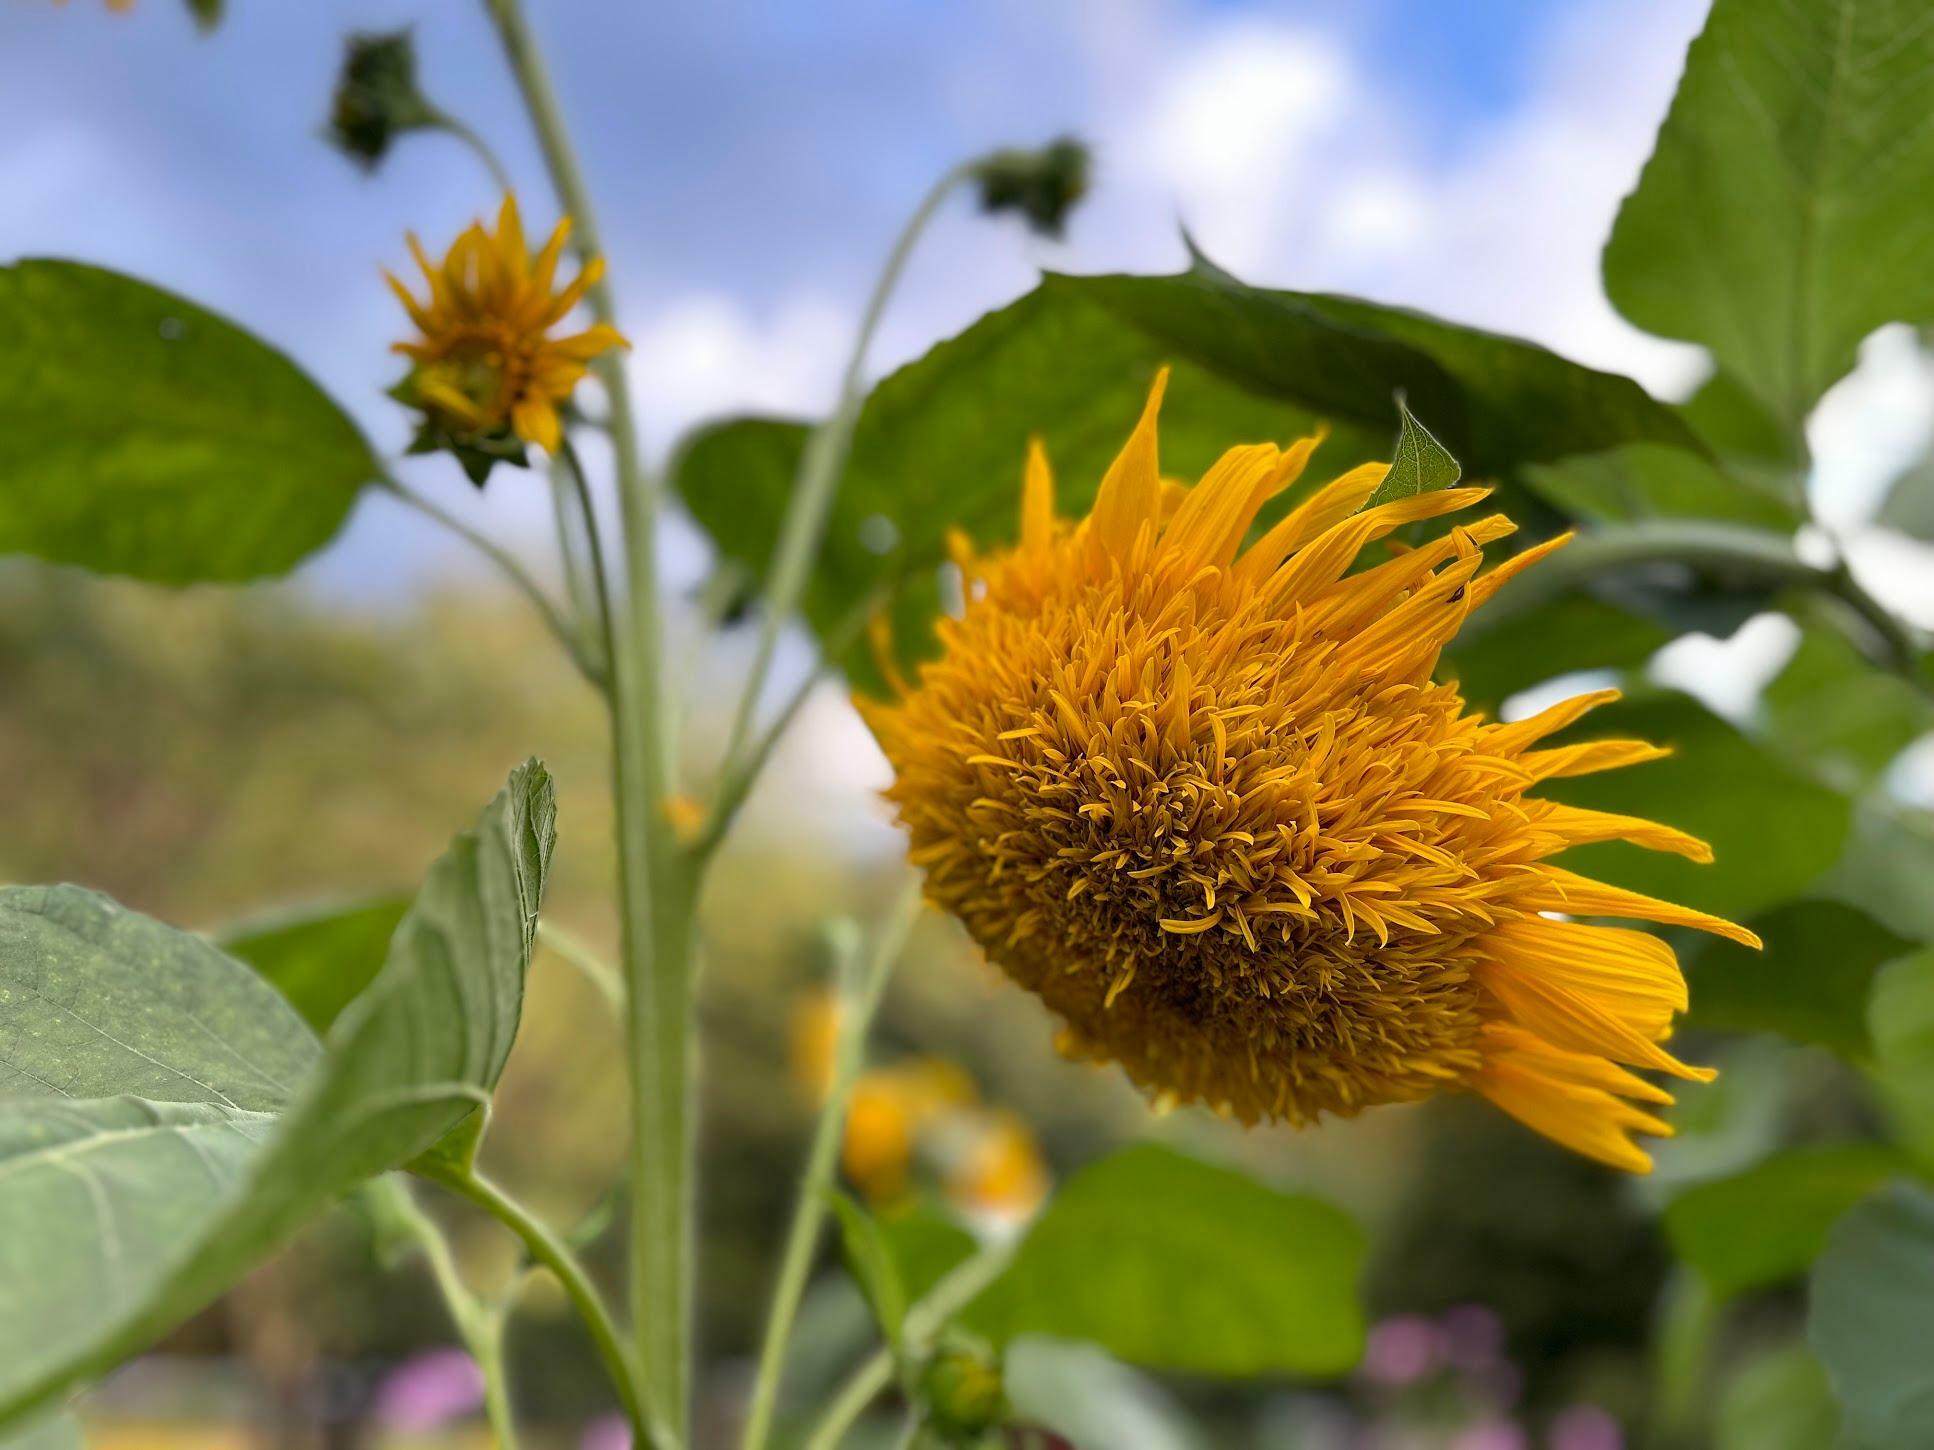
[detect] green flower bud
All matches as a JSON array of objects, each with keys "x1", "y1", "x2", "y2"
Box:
[
  {"x1": 971, "y1": 138, "x2": 1091, "y2": 238},
  {"x1": 919, "y1": 1339, "x2": 1007, "y2": 1443},
  {"x1": 327, "y1": 30, "x2": 442, "y2": 172}
]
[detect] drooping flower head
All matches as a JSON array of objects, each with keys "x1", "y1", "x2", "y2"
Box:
[
  {"x1": 387, "y1": 196, "x2": 626, "y2": 475},
  {"x1": 861, "y1": 371, "x2": 1758, "y2": 1172}
]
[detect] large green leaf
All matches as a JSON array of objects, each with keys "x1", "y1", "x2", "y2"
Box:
[
  {"x1": 0, "y1": 887, "x2": 320, "y2": 1108},
  {"x1": 0, "y1": 762, "x2": 554, "y2": 1429},
  {"x1": 1682, "y1": 899, "x2": 1912, "y2": 1058},
  {"x1": 1808, "y1": 1181, "x2": 1934, "y2": 1448},
  {"x1": 958, "y1": 1145, "x2": 1364, "y2": 1377},
  {"x1": 1665, "y1": 1144, "x2": 1909, "y2": 1296},
  {"x1": 0, "y1": 261, "x2": 374, "y2": 583},
  {"x1": 1540, "y1": 691, "x2": 1851, "y2": 923},
  {"x1": 1522, "y1": 444, "x2": 1798, "y2": 531},
  {"x1": 1603, "y1": 0, "x2": 1934, "y2": 427},
  {"x1": 676, "y1": 262, "x2": 1696, "y2": 684},
  {"x1": 218, "y1": 897, "x2": 413, "y2": 1034}
]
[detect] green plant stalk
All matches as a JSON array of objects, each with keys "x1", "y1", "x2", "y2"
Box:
[
  {"x1": 801, "y1": 1245, "x2": 1015, "y2": 1450},
  {"x1": 477, "y1": 2, "x2": 696, "y2": 1440},
  {"x1": 442, "y1": 1169, "x2": 651, "y2": 1442},
  {"x1": 714, "y1": 160, "x2": 976, "y2": 781},
  {"x1": 741, "y1": 879, "x2": 926, "y2": 1450},
  {"x1": 371, "y1": 1178, "x2": 524, "y2": 1450}
]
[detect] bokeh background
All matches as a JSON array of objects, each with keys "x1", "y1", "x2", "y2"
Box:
[{"x1": 3, "y1": 0, "x2": 1932, "y2": 1446}]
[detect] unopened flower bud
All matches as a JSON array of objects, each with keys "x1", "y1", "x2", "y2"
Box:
[
  {"x1": 971, "y1": 138, "x2": 1091, "y2": 238},
  {"x1": 328, "y1": 30, "x2": 442, "y2": 172}
]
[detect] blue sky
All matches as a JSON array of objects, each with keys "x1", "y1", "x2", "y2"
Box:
[{"x1": 1, "y1": 0, "x2": 1718, "y2": 601}]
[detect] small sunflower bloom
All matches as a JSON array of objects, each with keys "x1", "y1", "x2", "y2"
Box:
[
  {"x1": 386, "y1": 195, "x2": 626, "y2": 474},
  {"x1": 861, "y1": 370, "x2": 1759, "y2": 1173}
]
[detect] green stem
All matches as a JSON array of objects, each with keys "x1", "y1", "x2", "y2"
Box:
[
  {"x1": 716, "y1": 162, "x2": 976, "y2": 779},
  {"x1": 560, "y1": 437, "x2": 620, "y2": 687},
  {"x1": 741, "y1": 880, "x2": 926, "y2": 1450},
  {"x1": 433, "y1": 111, "x2": 516, "y2": 195},
  {"x1": 537, "y1": 919, "x2": 624, "y2": 1014},
  {"x1": 478, "y1": 3, "x2": 697, "y2": 1441},
  {"x1": 441, "y1": 1170, "x2": 652, "y2": 1445},
  {"x1": 1474, "y1": 518, "x2": 1930, "y2": 696},
  {"x1": 370, "y1": 1178, "x2": 524, "y2": 1450},
  {"x1": 801, "y1": 1245, "x2": 1014, "y2": 1450},
  {"x1": 379, "y1": 472, "x2": 603, "y2": 686},
  {"x1": 549, "y1": 452, "x2": 601, "y2": 656}
]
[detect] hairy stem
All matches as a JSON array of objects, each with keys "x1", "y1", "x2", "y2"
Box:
[
  {"x1": 439, "y1": 1170, "x2": 651, "y2": 1444},
  {"x1": 741, "y1": 880, "x2": 926, "y2": 1450},
  {"x1": 369, "y1": 1178, "x2": 523, "y2": 1450},
  {"x1": 478, "y1": 2, "x2": 698, "y2": 1441}
]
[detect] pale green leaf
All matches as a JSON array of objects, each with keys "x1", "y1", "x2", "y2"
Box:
[
  {"x1": 958, "y1": 1144, "x2": 1364, "y2": 1377},
  {"x1": 0, "y1": 261, "x2": 373, "y2": 584},
  {"x1": 1808, "y1": 1181, "x2": 1934, "y2": 1448},
  {"x1": 0, "y1": 887, "x2": 320, "y2": 1109},
  {"x1": 1604, "y1": 0, "x2": 1934, "y2": 426},
  {"x1": 0, "y1": 762, "x2": 554, "y2": 1429},
  {"x1": 1716, "y1": 1343, "x2": 1840, "y2": 1450},
  {"x1": 0, "y1": 1410, "x2": 85, "y2": 1450}
]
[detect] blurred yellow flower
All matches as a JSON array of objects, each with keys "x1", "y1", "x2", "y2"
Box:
[
  {"x1": 387, "y1": 195, "x2": 627, "y2": 456},
  {"x1": 841, "y1": 1059, "x2": 974, "y2": 1203},
  {"x1": 861, "y1": 370, "x2": 1758, "y2": 1173},
  {"x1": 788, "y1": 987, "x2": 842, "y2": 1103},
  {"x1": 944, "y1": 1108, "x2": 1049, "y2": 1220}
]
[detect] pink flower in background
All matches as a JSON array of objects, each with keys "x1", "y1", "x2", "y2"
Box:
[
  {"x1": 581, "y1": 1413, "x2": 632, "y2": 1450},
  {"x1": 1550, "y1": 1406, "x2": 1623, "y2": 1450},
  {"x1": 1441, "y1": 1304, "x2": 1507, "y2": 1371},
  {"x1": 372, "y1": 1348, "x2": 485, "y2": 1431},
  {"x1": 1450, "y1": 1421, "x2": 1528, "y2": 1450},
  {"x1": 1361, "y1": 1315, "x2": 1446, "y2": 1386}
]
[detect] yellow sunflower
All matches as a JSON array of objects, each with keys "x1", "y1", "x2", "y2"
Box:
[
  {"x1": 386, "y1": 195, "x2": 626, "y2": 458},
  {"x1": 860, "y1": 370, "x2": 1758, "y2": 1173}
]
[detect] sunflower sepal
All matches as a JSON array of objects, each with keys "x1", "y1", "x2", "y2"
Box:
[{"x1": 389, "y1": 374, "x2": 531, "y2": 486}]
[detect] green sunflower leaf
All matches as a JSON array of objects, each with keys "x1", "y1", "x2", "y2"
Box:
[
  {"x1": 1682, "y1": 899, "x2": 1913, "y2": 1060},
  {"x1": 217, "y1": 896, "x2": 414, "y2": 1035},
  {"x1": 1807, "y1": 1181, "x2": 1934, "y2": 1448},
  {"x1": 956, "y1": 1144, "x2": 1365, "y2": 1377},
  {"x1": 675, "y1": 261, "x2": 1695, "y2": 689},
  {"x1": 1604, "y1": 0, "x2": 1934, "y2": 429},
  {"x1": 1539, "y1": 690, "x2": 1850, "y2": 924},
  {"x1": 0, "y1": 1413, "x2": 83, "y2": 1450},
  {"x1": 0, "y1": 261, "x2": 374, "y2": 584},
  {"x1": 1666, "y1": 1144, "x2": 1911, "y2": 1297},
  {"x1": 828, "y1": 1189, "x2": 910, "y2": 1352},
  {"x1": 0, "y1": 762, "x2": 553, "y2": 1432}
]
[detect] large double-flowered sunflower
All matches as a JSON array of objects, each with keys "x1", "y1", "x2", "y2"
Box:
[{"x1": 862, "y1": 371, "x2": 1757, "y2": 1172}]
